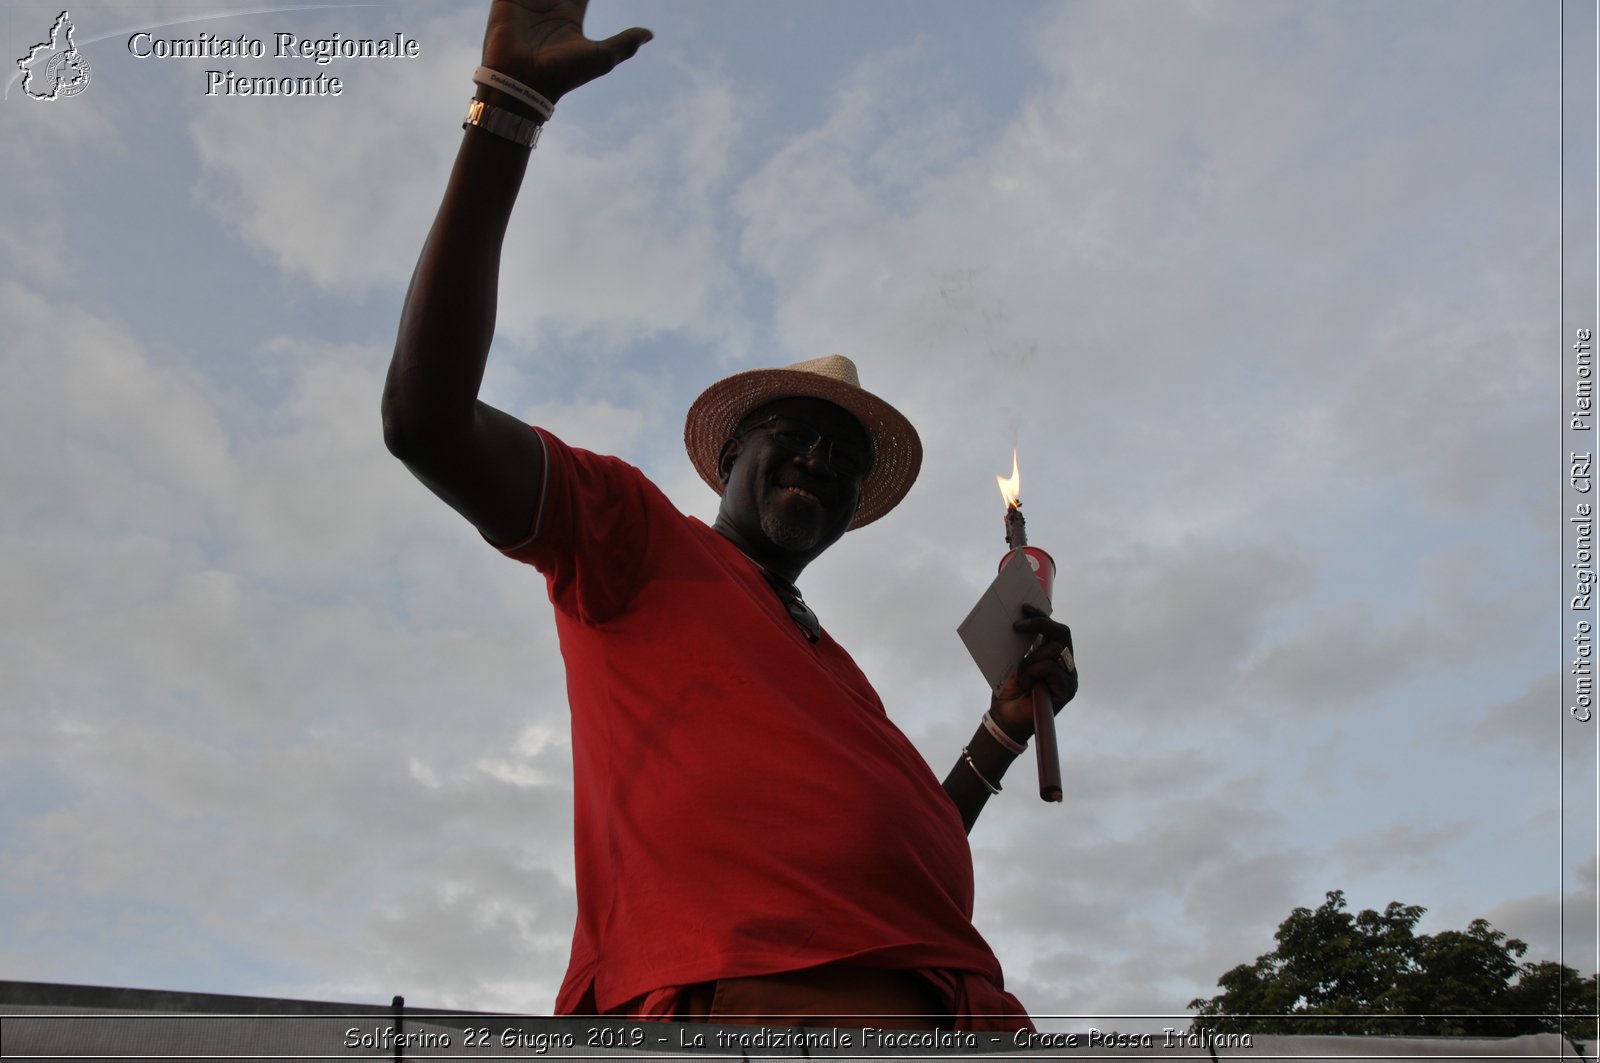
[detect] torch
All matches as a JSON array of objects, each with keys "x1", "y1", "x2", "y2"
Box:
[{"x1": 996, "y1": 449, "x2": 1064, "y2": 803}]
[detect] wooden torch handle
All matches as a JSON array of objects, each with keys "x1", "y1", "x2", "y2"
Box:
[{"x1": 1033, "y1": 685, "x2": 1062, "y2": 802}]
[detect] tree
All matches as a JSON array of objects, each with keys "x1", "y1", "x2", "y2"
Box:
[{"x1": 1189, "y1": 890, "x2": 1598, "y2": 1040}]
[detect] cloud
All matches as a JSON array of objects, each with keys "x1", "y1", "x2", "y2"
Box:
[
  {"x1": 729, "y1": 0, "x2": 1552, "y2": 541},
  {"x1": 186, "y1": 15, "x2": 476, "y2": 298},
  {"x1": 0, "y1": 0, "x2": 1572, "y2": 1027},
  {"x1": 1481, "y1": 855, "x2": 1599, "y2": 972},
  {"x1": 495, "y1": 77, "x2": 748, "y2": 350},
  {"x1": 973, "y1": 770, "x2": 1309, "y2": 1022},
  {"x1": 186, "y1": 11, "x2": 748, "y2": 357},
  {"x1": 698, "y1": 1, "x2": 1560, "y2": 1023},
  {"x1": 0, "y1": 282, "x2": 234, "y2": 532},
  {"x1": 1457, "y1": 673, "x2": 1563, "y2": 756},
  {"x1": 1327, "y1": 822, "x2": 1475, "y2": 881},
  {"x1": 1067, "y1": 540, "x2": 1311, "y2": 719},
  {"x1": 1243, "y1": 601, "x2": 1436, "y2": 714},
  {"x1": 0, "y1": 279, "x2": 582, "y2": 999}
]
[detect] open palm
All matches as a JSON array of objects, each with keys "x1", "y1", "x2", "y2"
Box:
[{"x1": 482, "y1": 0, "x2": 651, "y2": 104}]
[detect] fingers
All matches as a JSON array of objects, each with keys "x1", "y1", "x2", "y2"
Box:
[
  {"x1": 1010, "y1": 608, "x2": 1077, "y2": 711},
  {"x1": 482, "y1": 1, "x2": 650, "y2": 101},
  {"x1": 599, "y1": 26, "x2": 653, "y2": 64},
  {"x1": 563, "y1": 25, "x2": 650, "y2": 86},
  {"x1": 1017, "y1": 658, "x2": 1076, "y2": 712},
  {"x1": 1048, "y1": 654, "x2": 1079, "y2": 709},
  {"x1": 1014, "y1": 607, "x2": 1071, "y2": 652},
  {"x1": 992, "y1": 606, "x2": 1077, "y2": 718}
]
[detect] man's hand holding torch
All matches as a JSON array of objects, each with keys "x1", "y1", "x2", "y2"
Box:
[
  {"x1": 990, "y1": 603, "x2": 1077, "y2": 779},
  {"x1": 947, "y1": 450, "x2": 1079, "y2": 827}
]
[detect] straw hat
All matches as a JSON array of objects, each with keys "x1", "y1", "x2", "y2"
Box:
[{"x1": 684, "y1": 355, "x2": 922, "y2": 529}]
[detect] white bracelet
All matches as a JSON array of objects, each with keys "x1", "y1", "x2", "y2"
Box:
[
  {"x1": 473, "y1": 65, "x2": 554, "y2": 122},
  {"x1": 961, "y1": 747, "x2": 1002, "y2": 795},
  {"x1": 982, "y1": 711, "x2": 1028, "y2": 756}
]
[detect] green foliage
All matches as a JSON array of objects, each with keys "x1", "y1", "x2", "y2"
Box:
[{"x1": 1189, "y1": 890, "x2": 1598, "y2": 1040}]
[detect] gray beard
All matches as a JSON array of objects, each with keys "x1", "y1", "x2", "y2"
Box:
[{"x1": 761, "y1": 508, "x2": 822, "y2": 552}]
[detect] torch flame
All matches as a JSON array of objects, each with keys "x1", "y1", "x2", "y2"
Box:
[{"x1": 996, "y1": 448, "x2": 1021, "y2": 510}]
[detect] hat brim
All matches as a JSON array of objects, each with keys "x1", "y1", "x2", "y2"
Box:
[{"x1": 684, "y1": 368, "x2": 922, "y2": 529}]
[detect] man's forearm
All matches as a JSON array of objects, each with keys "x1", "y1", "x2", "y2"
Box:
[
  {"x1": 947, "y1": 610, "x2": 1077, "y2": 831},
  {"x1": 942, "y1": 713, "x2": 1027, "y2": 834},
  {"x1": 381, "y1": 3, "x2": 649, "y2": 542},
  {"x1": 382, "y1": 116, "x2": 535, "y2": 454}
]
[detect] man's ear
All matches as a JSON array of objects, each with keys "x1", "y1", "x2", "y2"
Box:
[{"x1": 716, "y1": 438, "x2": 741, "y2": 485}]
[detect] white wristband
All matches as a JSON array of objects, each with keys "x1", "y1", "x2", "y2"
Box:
[
  {"x1": 473, "y1": 65, "x2": 554, "y2": 122},
  {"x1": 982, "y1": 710, "x2": 1028, "y2": 755}
]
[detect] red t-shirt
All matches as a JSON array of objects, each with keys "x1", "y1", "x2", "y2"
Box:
[{"x1": 501, "y1": 428, "x2": 1029, "y2": 1027}]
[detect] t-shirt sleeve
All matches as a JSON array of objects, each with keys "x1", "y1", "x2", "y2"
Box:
[{"x1": 495, "y1": 426, "x2": 652, "y2": 624}]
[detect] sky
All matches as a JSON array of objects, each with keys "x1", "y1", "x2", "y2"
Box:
[{"x1": 1, "y1": 0, "x2": 1595, "y2": 1033}]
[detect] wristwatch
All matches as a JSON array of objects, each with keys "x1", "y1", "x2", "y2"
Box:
[{"x1": 463, "y1": 99, "x2": 542, "y2": 148}]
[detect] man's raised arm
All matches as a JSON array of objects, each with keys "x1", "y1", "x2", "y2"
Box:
[{"x1": 381, "y1": 0, "x2": 650, "y2": 546}]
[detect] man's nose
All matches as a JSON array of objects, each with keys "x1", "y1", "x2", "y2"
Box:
[{"x1": 793, "y1": 443, "x2": 838, "y2": 478}]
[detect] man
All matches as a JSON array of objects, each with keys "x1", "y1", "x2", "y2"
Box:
[{"x1": 382, "y1": 0, "x2": 1076, "y2": 1030}]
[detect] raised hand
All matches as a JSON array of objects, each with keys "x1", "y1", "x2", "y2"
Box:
[{"x1": 481, "y1": 0, "x2": 652, "y2": 107}]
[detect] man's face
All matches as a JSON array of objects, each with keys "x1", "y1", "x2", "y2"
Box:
[{"x1": 716, "y1": 397, "x2": 871, "y2": 564}]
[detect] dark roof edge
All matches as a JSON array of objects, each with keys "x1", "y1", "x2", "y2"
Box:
[{"x1": 0, "y1": 979, "x2": 484, "y2": 1018}]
